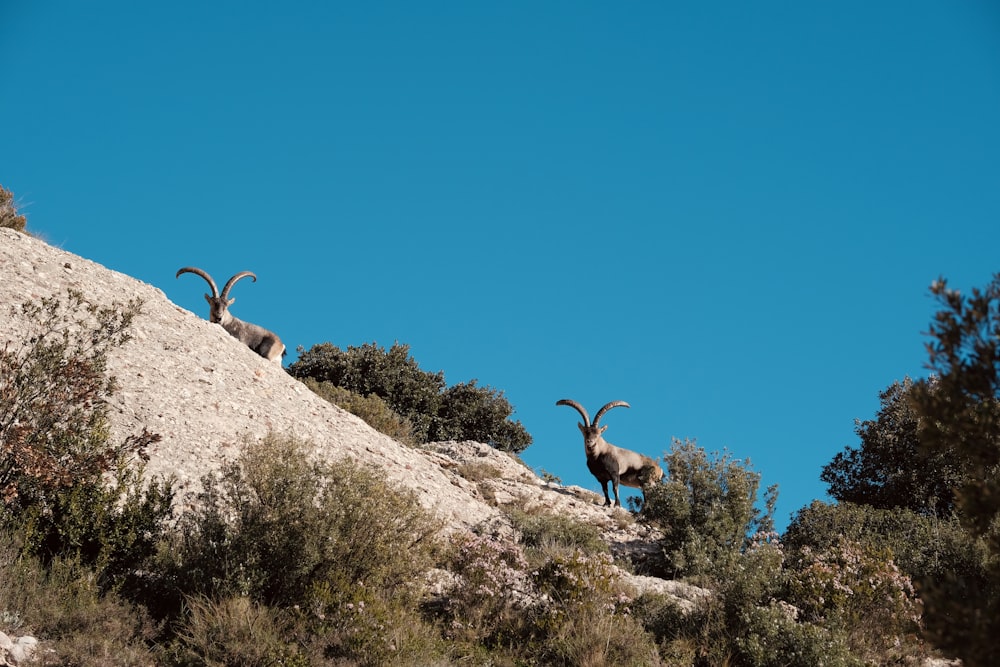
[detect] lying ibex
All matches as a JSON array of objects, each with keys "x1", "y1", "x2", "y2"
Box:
[
  {"x1": 556, "y1": 399, "x2": 663, "y2": 507},
  {"x1": 176, "y1": 267, "x2": 285, "y2": 363}
]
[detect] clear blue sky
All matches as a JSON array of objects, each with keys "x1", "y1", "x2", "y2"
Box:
[{"x1": 3, "y1": 2, "x2": 999, "y2": 531}]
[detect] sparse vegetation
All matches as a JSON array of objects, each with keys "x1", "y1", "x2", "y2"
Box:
[{"x1": 0, "y1": 185, "x2": 27, "y2": 231}]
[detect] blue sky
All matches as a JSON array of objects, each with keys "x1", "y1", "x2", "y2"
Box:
[{"x1": 3, "y1": 2, "x2": 999, "y2": 530}]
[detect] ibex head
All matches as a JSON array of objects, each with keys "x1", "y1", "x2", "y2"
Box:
[
  {"x1": 556, "y1": 399, "x2": 630, "y2": 452},
  {"x1": 176, "y1": 267, "x2": 257, "y2": 325}
]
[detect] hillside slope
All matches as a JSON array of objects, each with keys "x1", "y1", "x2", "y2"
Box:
[{"x1": 0, "y1": 227, "x2": 665, "y2": 556}]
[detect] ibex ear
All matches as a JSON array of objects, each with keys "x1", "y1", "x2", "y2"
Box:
[
  {"x1": 577, "y1": 422, "x2": 586, "y2": 433},
  {"x1": 203, "y1": 294, "x2": 212, "y2": 303},
  {"x1": 600, "y1": 425, "x2": 608, "y2": 435},
  {"x1": 228, "y1": 297, "x2": 236, "y2": 306}
]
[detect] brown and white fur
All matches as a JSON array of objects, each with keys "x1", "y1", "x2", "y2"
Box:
[{"x1": 556, "y1": 399, "x2": 663, "y2": 507}]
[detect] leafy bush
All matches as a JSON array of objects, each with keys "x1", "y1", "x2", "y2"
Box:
[
  {"x1": 444, "y1": 532, "x2": 532, "y2": 644},
  {"x1": 162, "y1": 432, "x2": 446, "y2": 664},
  {"x1": 289, "y1": 341, "x2": 444, "y2": 441},
  {"x1": 0, "y1": 185, "x2": 26, "y2": 231},
  {"x1": 821, "y1": 378, "x2": 961, "y2": 516},
  {"x1": 784, "y1": 500, "x2": 988, "y2": 591},
  {"x1": 0, "y1": 289, "x2": 157, "y2": 511},
  {"x1": 300, "y1": 377, "x2": 417, "y2": 445},
  {"x1": 0, "y1": 289, "x2": 172, "y2": 595},
  {"x1": 786, "y1": 537, "x2": 921, "y2": 663},
  {"x1": 290, "y1": 341, "x2": 532, "y2": 452},
  {"x1": 642, "y1": 438, "x2": 776, "y2": 580},
  {"x1": 0, "y1": 540, "x2": 159, "y2": 667},
  {"x1": 909, "y1": 274, "x2": 1000, "y2": 666},
  {"x1": 507, "y1": 508, "x2": 607, "y2": 556}
]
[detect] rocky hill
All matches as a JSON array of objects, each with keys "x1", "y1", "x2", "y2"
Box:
[{"x1": 0, "y1": 226, "x2": 700, "y2": 607}]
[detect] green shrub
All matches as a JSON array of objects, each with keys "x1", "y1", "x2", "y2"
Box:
[
  {"x1": 169, "y1": 596, "x2": 306, "y2": 667},
  {"x1": 289, "y1": 341, "x2": 444, "y2": 441},
  {"x1": 786, "y1": 536, "x2": 922, "y2": 663},
  {"x1": 162, "y1": 432, "x2": 447, "y2": 664},
  {"x1": 18, "y1": 464, "x2": 173, "y2": 595},
  {"x1": 507, "y1": 508, "x2": 607, "y2": 556},
  {"x1": 0, "y1": 289, "x2": 156, "y2": 511},
  {"x1": 290, "y1": 341, "x2": 532, "y2": 452},
  {"x1": 444, "y1": 532, "x2": 532, "y2": 644},
  {"x1": 167, "y1": 432, "x2": 441, "y2": 606},
  {"x1": 300, "y1": 377, "x2": 418, "y2": 445},
  {"x1": 0, "y1": 289, "x2": 172, "y2": 597},
  {"x1": 642, "y1": 438, "x2": 776, "y2": 581},
  {"x1": 0, "y1": 185, "x2": 26, "y2": 231},
  {"x1": 0, "y1": 542, "x2": 159, "y2": 667}
]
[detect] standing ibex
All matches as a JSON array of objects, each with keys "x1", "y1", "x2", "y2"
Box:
[
  {"x1": 556, "y1": 399, "x2": 663, "y2": 507},
  {"x1": 176, "y1": 267, "x2": 285, "y2": 364}
]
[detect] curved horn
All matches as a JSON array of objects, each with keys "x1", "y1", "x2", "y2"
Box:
[
  {"x1": 176, "y1": 267, "x2": 219, "y2": 297},
  {"x1": 220, "y1": 271, "x2": 258, "y2": 300},
  {"x1": 593, "y1": 400, "x2": 630, "y2": 426},
  {"x1": 556, "y1": 399, "x2": 590, "y2": 426}
]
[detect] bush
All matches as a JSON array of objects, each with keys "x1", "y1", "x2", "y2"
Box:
[
  {"x1": 0, "y1": 185, "x2": 26, "y2": 231},
  {"x1": 787, "y1": 537, "x2": 922, "y2": 663},
  {"x1": 507, "y1": 508, "x2": 607, "y2": 556},
  {"x1": 162, "y1": 432, "x2": 447, "y2": 664},
  {"x1": 289, "y1": 341, "x2": 444, "y2": 441},
  {"x1": 169, "y1": 596, "x2": 305, "y2": 667},
  {"x1": 300, "y1": 377, "x2": 417, "y2": 445},
  {"x1": 0, "y1": 540, "x2": 158, "y2": 667},
  {"x1": 290, "y1": 341, "x2": 532, "y2": 453},
  {"x1": 642, "y1": 438, "x2": 776, "y2": 581},
  {"x1": 0, "y1": 289, "x2": 157, "y2": 511},
  {"x1": 0, "y1": 289, "x2": 172, "y2": 596}
]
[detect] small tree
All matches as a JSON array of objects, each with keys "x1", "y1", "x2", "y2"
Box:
[
  {"x1": 909, "y1": 274, "x2": 1000, "y2": 666},
  {"x1": 821, "y1": 378, "x2": 961, "y2": 516},
  {"x1": 0, "y1": 185, "x2": 27, "y2": 231}
]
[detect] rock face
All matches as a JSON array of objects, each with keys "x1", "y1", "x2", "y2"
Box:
[{"x1": 0, "y1": 227, "x2": 708, "y2": 629}]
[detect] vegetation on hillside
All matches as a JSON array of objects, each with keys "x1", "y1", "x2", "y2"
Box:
[
  {"x1": 0, "y1": 184, "x2": 27, "y2": 231},
  {"x1": 290, "y1": 341, "x2": 533, "y2": 453},
  {"x1": 2, "y1": 204, "x2": 998, "y2": 665}
]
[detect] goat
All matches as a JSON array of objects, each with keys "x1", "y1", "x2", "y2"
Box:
[
  {"x1": 556, "y1": 399, "x2": 663, "y2": 507},
  {"x1": 176, "y1": 266, "x2": 285, "y2": 364}
]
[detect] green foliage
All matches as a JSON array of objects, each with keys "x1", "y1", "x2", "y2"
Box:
[
  {"x1": 787, "y1": 537, "x2": 921, "y2": 663},
  {"x1": 0, "y1": 539, "x2": 159, "y2": 667},
  {"x1": 289, "y1": 341, "x2": 444, "y2": 441},
  {"x1": 435, "y1": 380, "x2": 532, "y2": 452},
  {"x1": 821, "y1": 378, "x2": 961, "y2": 515},
  {"x1": 166, "y1": 432, "x2": 441, "y2": 607},
  {"x1": 908, "y1": 274, "x2": 1000, "y2": 666},
  {"x1": 784, "y1": 500, "x2": 988, "y2": 589},
  {"x1": 169, "y1": 596, "x2": 306, "y2": 667},
  {"x1": 642, "y1": 438, "x2": 777, "y2": 580},
  {"x1": 0, "y1": 289, "x2": 173, "y2": 598},
  {"x1": 162, "y1": 432, "x2": 447, "y2": 665},
  {"x1": 636, "y1": 537, "x2": 864, "y2": 667},
  {"x1": 18, "y1": 465, "x2": 174, "y2": 595},
  {"x1": 290, "y1": 341, "x2": 533, "y2": 453},
  {"x1": 300, "y1": 377, "x2": 418, "y2": 445},
  {"x1": 0, "y1": 289, "x2": 157, "y2": 510},
  {"x1": 507, "y1": 508, "x2": 608, "y2": 556},
  {"x1": 0, "y1": 185, "x2": 27, "y2": 231}
]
